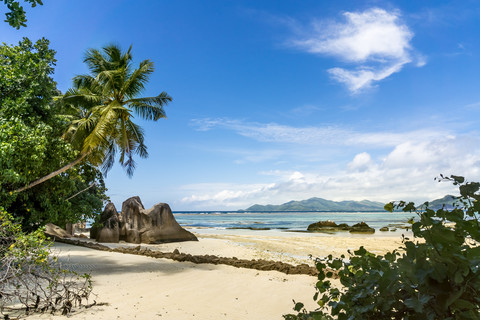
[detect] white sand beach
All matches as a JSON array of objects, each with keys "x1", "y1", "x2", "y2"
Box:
[{"x1": 26, "y1": 228, "x2": 408, "y2": 320}]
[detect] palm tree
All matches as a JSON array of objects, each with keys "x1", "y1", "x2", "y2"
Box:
[{"x1": 14, "y1": 44, "x2": 172, "y2": 193}]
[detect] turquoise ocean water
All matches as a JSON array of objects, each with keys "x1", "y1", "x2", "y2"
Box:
[{"x1": 172, "y1": 211, "x2": 414, "y2": 232}]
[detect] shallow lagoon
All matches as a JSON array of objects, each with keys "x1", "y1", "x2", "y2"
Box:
[{"x1": 173, "y1": 211, "x2": 414, "y2": 235}]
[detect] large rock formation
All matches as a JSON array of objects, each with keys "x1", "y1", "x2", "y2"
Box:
[
  {"x1": 91, "y1": 202, "x2": 121, "y2": 243},
  {"x1": 307, "y1": 220, "x2": 351, "y2": 232},
  {"x1": 45, "y1": 223, "x2": 70, "y2": 239},
  {"x1": 93, "y1": 197, "x2": 197, "y2": 244},
  {"x1": 307, "y1": 220, "x2": 376, "y2": 234},
  {"x1": 349, "y1": 222, "x2": 375, "y2": 234}
]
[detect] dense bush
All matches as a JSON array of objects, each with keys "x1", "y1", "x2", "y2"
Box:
[
  {"x1": 0, "y1": 208, "x2": 92, "y2": 316},
  {"x1": 285, "y1": 175, "x2": 480, "y2": 320},
  {"x1": 0, "y1": 38, "x2": 108, "y2": 230}
]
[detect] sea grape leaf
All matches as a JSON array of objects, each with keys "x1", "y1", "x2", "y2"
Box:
[{"x1": 384, "y1": 202, "x2": 394, "y2": 212}]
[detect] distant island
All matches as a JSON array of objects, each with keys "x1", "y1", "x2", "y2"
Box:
[
  {"x1": 244, "y1": 197, "x2": 385, "y2": 212},
  {"x1": 244, "y1": 195, "x2": 459, "y2": 212},
  {"x1": 419, "y1": 195, "x2": 458, "y2": 211}
]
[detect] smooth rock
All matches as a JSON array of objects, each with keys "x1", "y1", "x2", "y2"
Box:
[
  {"x1": 140, "y1": 202, "x2": 198, "y2": 243},
  {"x1": 307, "y1": 220, "x2": 351, "y2": 232},
  {"x1": 45, "y1": 223, "x2": 70, "y2": 239},
  {"x1": 349, "y1": 222, "x2": 375, "y2": 234},
  {"x1": 95, "y1": 202, "x2": 120, "y2": 243},
  {"x1": 92, "y1": 196, "x2": 197, "y2": 244}
]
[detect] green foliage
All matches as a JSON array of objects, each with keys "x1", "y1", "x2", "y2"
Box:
[
  {"x1": 0, "y1": 208, "x2": 92, "y2": 316},
  {"x1": 0, "y1": 207, "x2": 50, "y2": 263},
  {"x1": 60, "y1": 44, "x2": 172, "y2": 177},
  {"x1": 2, "y1": 0, "x2": 42, "y2": 29},
  {"x1": 285, "y1": 175, "x2": 480, "y2": 320},
  {"x1": 0, "y1": 38, "x2": 108, "y2": 229},
  {"x1": 246, "y1": 198, "x2": 385, "y2": 212}
]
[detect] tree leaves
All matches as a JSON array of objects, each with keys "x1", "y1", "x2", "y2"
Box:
[
  {"x1": 0, "y1": 39, "x2": 108, "y2": 229},
  {"x1": 3, "y1": 0, "x2": 42, "y2": 29},
  {"x1": 285, "y1": 176, "x2": 480, "y2": 319},
  {"x1": 60, "y1": 44, "x2": 172, "y2": 177}
]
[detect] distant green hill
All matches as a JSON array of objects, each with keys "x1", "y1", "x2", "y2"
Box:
[
  {"x1": 422, "y1": 195, "x2": 458, "y2": 210},
  {"x1": 244, "y1": 195, "x2": 460, "y2": 212},
  {"x1": 244, "y1": 197, "x2": 385, "y2": 212}
]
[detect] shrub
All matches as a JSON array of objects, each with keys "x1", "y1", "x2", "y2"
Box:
[
  {"x1": 0, "y1": 208, "x2": 93, "y2": 317},
  {"x1": 285, "y1": 175, "x2": 480, "y2": 320}
]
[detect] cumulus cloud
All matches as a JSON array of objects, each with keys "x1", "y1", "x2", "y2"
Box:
[
  {"x1": 347, "y1": 152, "x2": 374, "y2": 172},
  {"x1": 291, "y1": 8, "x2": 422, "y2": 92},
  {"x1": 180, "y1": 132, "x2": 480, "y2": 210},
  {"x1": 180, "y1": 183, "x2": 277, "y2": 209}
]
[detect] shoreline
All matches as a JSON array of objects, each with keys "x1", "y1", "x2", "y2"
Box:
[
  {"x1": 25, "y1": 228, "x2": 407, "y2": 319},
  {"x1": 187, "y1": 227, "x2": 407, "y2": 264},
  {"x1": 76, "y1": 226, "x2": 409, "y2": 266}
]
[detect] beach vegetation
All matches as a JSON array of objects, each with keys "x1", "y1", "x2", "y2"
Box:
[
  {"x1": 0, "y1": 207, "x2": 92, "y2": 316},
  {"x1": 15, "y1": 43, "x2": 172, "y2": 193},
  {"x1": 285, "y1": 175, "x2": 480, "y2": 319},
  {"x1": 2, "y1": 0, "x2": 42, "y2": 29},
  {"x1": 0, "y1": 14, "x2": 96, "y2": 317},
  {"x1": 0, "y1": 38, "x2": 108, "y2": 229}
]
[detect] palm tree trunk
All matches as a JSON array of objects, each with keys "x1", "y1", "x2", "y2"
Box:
[{"x1": 14, "y1": 152, "x2": 89, "y2": 193}]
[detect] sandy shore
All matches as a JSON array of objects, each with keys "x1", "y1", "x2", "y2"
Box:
[{"x1": 25, "y1": 228, "x2": 407, "y2": 320}]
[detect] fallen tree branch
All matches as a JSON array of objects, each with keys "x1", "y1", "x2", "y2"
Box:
[{"x1": 56, "y1": 238, "x2": 326, "y2": 277}]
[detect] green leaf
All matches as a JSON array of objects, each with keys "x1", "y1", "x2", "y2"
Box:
[
  {"x1": 294, "y1": 302, "x2": 304, "y2": 312},
  {"x1": 454, "y1": 270, "x2": 464, "y2": 284},
  {"x1": 384, "y1": 202, "x2": 394, "y2": 212},
  {"x1": 331, "y1": 259, "x2": 343, "y2": 270},
  {"x1": 353, "y1": 246, "x2": 367, "y2": 256},
  {"x1": 286, "y1": 177, "x2": 480, "y2": 319},
  {"x1": 453, "y1": 299, "x2": 476, "y2": 311},
  {"x1": 451, "y1": 175, "x2": 465, "y2": 184}
]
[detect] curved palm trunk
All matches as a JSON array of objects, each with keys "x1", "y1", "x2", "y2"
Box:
[{"x1": 14, "y1": 152, "x2": 89, "y2": 193}]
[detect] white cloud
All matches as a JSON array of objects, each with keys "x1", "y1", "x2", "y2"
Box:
[
  {"x1": 180, "y1": 183, "x2": 277, "y2": 209},
  {"x1": 465, "y1": 101, "x2": 480, "y2": 110},
  {"x1": 347, "y1": 152, "x2": 374, "y2": 172},
  {"x1": 328, "y1": 61, "x2": 406, "y2": 92},
  {"x1": 192, "y1": 118, "x2": 447, "y2": 148},
  {"x1": 180, "y1": 133, "x2": 480, "y2": 210},
  {"x1": 296, "y1": 8, "x2": 412, "y2": 62},
  {"x1": 291, "y1": 8, "x2": 422, "y2": 92},
  {"x1": 290, "y1": 104, "x2": 324, "y2": 116},
  {"x1": 184, "y1": 118, "x2": 480, "y2": 210}
]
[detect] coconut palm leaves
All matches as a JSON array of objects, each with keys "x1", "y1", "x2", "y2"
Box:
[
  {"x1": 62, "y1": 44, "x2": 171, "y2": 177},
  {"x1": 15, "y1": 44, "x2": 171, "y2": 193}
]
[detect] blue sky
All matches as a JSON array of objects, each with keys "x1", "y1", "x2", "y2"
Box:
[{"x1": 3, "y1": 0, "x2": 480, "y2": 210}]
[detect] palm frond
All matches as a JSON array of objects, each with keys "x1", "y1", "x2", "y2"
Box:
[
  {"x1": 101, "y1": 141, "x2": 117, "y2": 175},
  {"x1": 70, "y1": 113, "x2": 98, "y2": 150},
  {"x1": 94, "y1": 70, "x2": 118, "y2": 95},
  {"x1": 60, "y1": 44, "x2": 171, "y2": 179},
  {"x1": 73, "y1": 75, "x2": 97, "y2": 90},
  {"x1": 104, "y1": 45, "x2": 122, "y2": 64},
  {"x1": 118, "y1": 117, "x2": 130, "y2": 163},
  {"x1": 123, "y1": 153, "x2": 136, "y2": 178},
  {"x1": 62, "y1": 87, "x2": 103, "y2": 109},
  {"x1": 127, "y1": 92, "x2": 171, "y2": 120},
  {"x1": 81, "y1": 104, "x2": 117, "y2": 153},
  {"x1": 84, "y1": 48, "x2": 109, "y2": 75},
  {"x1": 86, "y1": 145, "x2": 108, "y2": 167},
  {"x1": 125, "y1": 120, "x2": 148, "y2": 158},
  {"x1": 122, "y1": 59, "x2": 154, "y2": 98}
]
